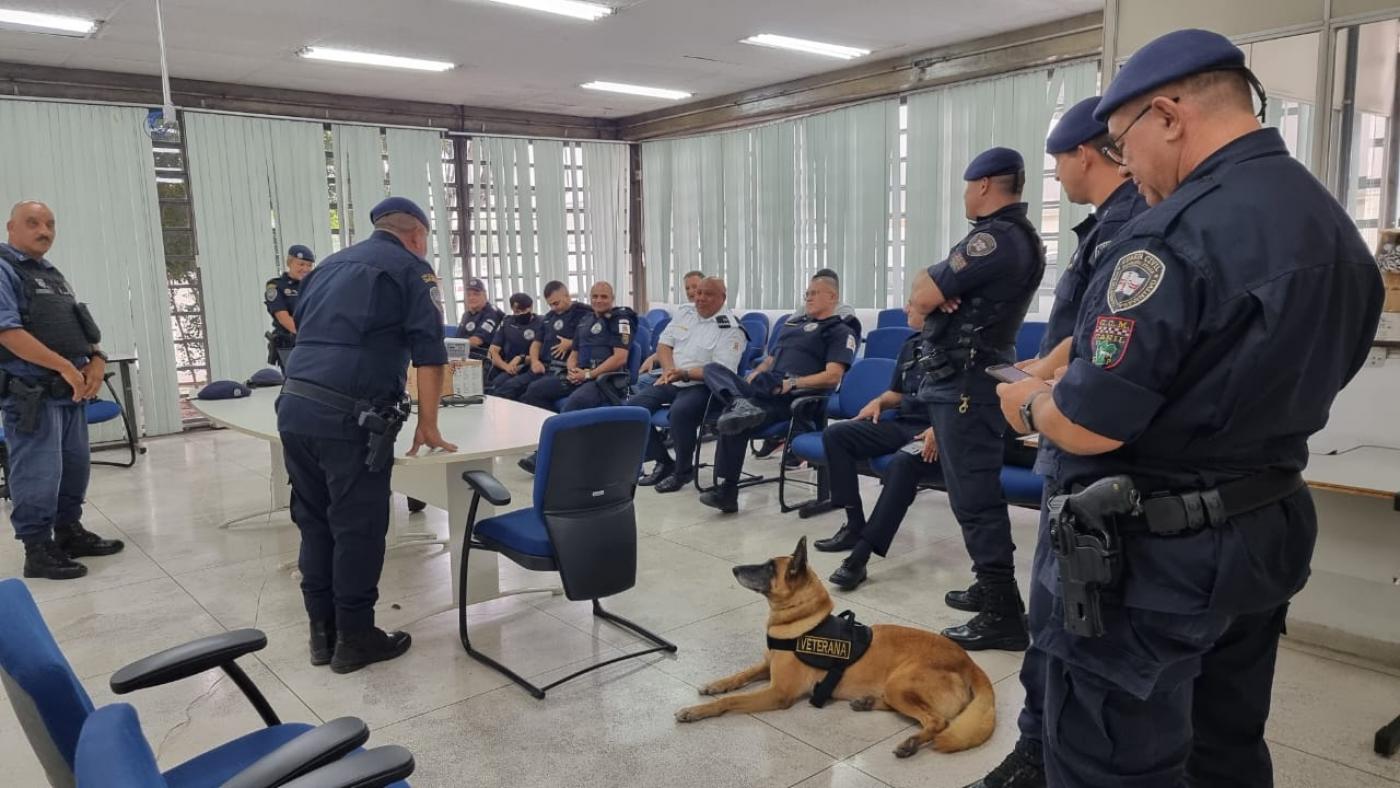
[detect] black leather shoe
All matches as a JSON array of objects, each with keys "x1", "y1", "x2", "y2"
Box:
[
  {"x1": 517, "y1": 452, "x2": 537, "y2": 474},
  {"x1": 331, "y1": 628, "x2": 412, "y2": 674},
  {"x1": 639, "y1": 462, "x2": 674, "y2": 487},
  {"x1": 942, "y1": 611, "x2": 1030, "y2": 652},
  {"x1": 54, "y1": 522, "x2": 124, "y2": 558},
  {"x1": 23, "y1": 540, "x2": 87, "y2": 580},
  {"x1": 828, "y1": 557, "x2": 868, "y2": 591},
  {"x1": 797, "y1": 499, "x2": 836, "y2": 519},
  {"x1": 309, "y1": 621, "x2": 336, "y2": 667},
  {"x1": 962, "y1": 740, "x2": 1046, "y2": 787},
  {"x1": 698, "y1": 487, "x2": 739, "y2": 514},
  {"x1": 814, "y1": 524, "x2": 862, "y2": 552},
  {"x1": 717, "y1": 399, "x2": 769, "y2": 436},
  {"x1": 945, "y1": 582, "x2": 985, "y2": 613},
  {"x1": 654, "y1": 470, "x2": 694, "y2": 494}
]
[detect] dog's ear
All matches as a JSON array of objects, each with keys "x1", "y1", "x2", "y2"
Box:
[{"x1": 787, "y1": 536, "x2": 808, "y2": 578}]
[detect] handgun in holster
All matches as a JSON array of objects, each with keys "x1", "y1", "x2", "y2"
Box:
[
  {"x1": 2, "y1": 376, "x2": 49, "y2": 434},
  {"x1": 359, "y1": 399, "x2": 410, "y2": 473},
  {"x1": 1047, "y1": 475, "x2": 1142, "y2": 638}
]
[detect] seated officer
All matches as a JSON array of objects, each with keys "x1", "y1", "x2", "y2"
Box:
[
  {"x1": 812, "y1": 298, "x2": 930, "y2": 554},
  {"x1": 491, "y1": 280, "x2": 590, "y2": 401},
  {"x1": 484, "y1": 292, "x2": 539, "y2": 393},
  {"x1": 637, "y1": 269, "x2": 704, "y2": 387},
  {"x1": 627, "y1": 277, "x2": 746, "y2": 493},
  {"x1": 698, "y1": 274, "x2": 856, "y2": 514},
  {"x1": 455, "y1": 277, "x2": 503, "y2": 361},
  {"x1": 264, "y1": 244, "x2": 315, "y2": 371}
]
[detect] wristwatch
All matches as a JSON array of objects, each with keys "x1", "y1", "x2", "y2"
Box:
[
  {"x1": 584, "y1": 369, "x2": 592, "y2": 381},
  {"x1": 1020, "y1": 390, "x2": 1045, "y2": 433},
  {"x1": 90, "y1": 349, "x2": 109, "y2": 362}
]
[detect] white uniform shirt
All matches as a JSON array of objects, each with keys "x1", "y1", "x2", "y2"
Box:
[{"x1": 661, "y1": 305, "x2": 747, "y2": 385}]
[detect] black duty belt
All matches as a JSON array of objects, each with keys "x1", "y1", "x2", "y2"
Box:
[
  {"x1": 282, "y1": 378, "x2": 363, "y2": 415},
  {"x1": 1122, "y1": 469, "x2": 1306, "y2": 537},
  {"x1": 766, "y1": 610, "x2": 872, "y2": 707}
]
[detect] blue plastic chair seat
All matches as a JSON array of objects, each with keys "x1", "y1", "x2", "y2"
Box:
[
  {"x1": 85, "y1": 400, "x2": 122, "y2": 424},
  {"x1": 869, "y1": 452, "x2": 897, "y2": 475},
  {"x1": 474, "y1": 508, "x2": 553, "y2": 559},
  {"x1": 650, "y1": 408, "x2": 671, "y2": 429},
  {"x1": 789, "y1": 432, "x2": 825, "y2": 463},
  {"x1": 756, "y1": 420, "x2": 789, "y2": 440},
  {"x1": 163, "y1": 722, "x2": 314, "y2": 788}
]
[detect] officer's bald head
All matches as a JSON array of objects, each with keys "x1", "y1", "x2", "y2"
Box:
[
  {"x1": 694, "y1": 277, "x2": 727, "y2": 318},
  {"x1": 372, "y1": 212, "x2": 429, "y2": 257},
  {"x1": 7, "y1": 201, "x2": 56, "y2": 259},
  {"x1": 590, "y1": 281, "x2": 615, "y2": 314}
]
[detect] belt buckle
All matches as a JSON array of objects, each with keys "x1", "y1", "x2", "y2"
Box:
[{"x1": 1141, "y1": 491, "x2": 1206, "y2": 536}]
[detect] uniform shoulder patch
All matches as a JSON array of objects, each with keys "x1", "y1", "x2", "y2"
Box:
[
  {"x1": 845, "y1": 334, "x2": 857, "y2": 352},
  {"x1": 264, "y1": 283, "x2": 278, "y2": 303},
  {"x1": 616, "y1": 317, "x2": 632, "y2": 337},
  {"x1": 1106, "y1": 251, "x2": 1166, "y2": 313},
  {"x1": 1091, "y1": 316, "x2": 1135, "y2": 369},
  {"x1": 949, "y1": 251, "x2": 969, "y2": 272},
  {"x1": 966, "y1": 232, "x2": 998, "y2": 257}
]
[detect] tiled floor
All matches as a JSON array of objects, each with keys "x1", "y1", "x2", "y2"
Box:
[{"x1": 3, "y1": 428, "x2": 1399, "y2": 787}]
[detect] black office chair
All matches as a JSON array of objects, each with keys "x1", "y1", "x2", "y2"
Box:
[{"x1": 457, "y1": 407, "x2": 677, "y2": 698}]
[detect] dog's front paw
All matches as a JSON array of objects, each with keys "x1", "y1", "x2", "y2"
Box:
[
  {"x1": 849, "y1": 696, "x2": 877, "y2": 712},
  {"x1": 698, "y1": 682, "x2": 726, "y2": 696},
  {"x1": 893, "y1": 736, "x2": 922, "y2": 759},
  {"x1": 675, "y1": 705, "x2": 707, "y2": 723}
]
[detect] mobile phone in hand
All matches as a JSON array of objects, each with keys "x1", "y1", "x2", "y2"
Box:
[{"x1": 986, "y1": 363, "x2": 1032, "y2": 384}]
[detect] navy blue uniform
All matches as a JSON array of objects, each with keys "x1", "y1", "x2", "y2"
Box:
[
  {"x1": 484, "y1": 314, "x2": 541, "y2": 392},
  {"x1": 521, "y1": 308, "x2": 634, "y2": 412},
  {"x1": 275, "y1": 230, "x2": 447, "y2": 635},
  {"x1": 456, "y1": 303, "x2": 504, "y2": 360},
  {"x1": 1037, "y1": 129, "x2": 1382, "y2": 787},
  {"x1": 492, "y1": 302, "x2": 590, "y2": 401},
  {"x1": 265, "y1": 272, "x2": 302, "y2": 369},
  {"x1": 705, "y1": 313, "x2": 856, "y2": 487},
  {"x1": 921, "y1": 202, "x2": 1044, "y2": 587}
]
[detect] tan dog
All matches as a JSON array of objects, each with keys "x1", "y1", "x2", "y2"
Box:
[{"x1": 675, "y1": 537, "x2": 995, "y2": 757}]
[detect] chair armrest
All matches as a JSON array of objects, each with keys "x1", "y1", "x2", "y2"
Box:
[
  {"x1": 279, "y1": 746, "x2": 416, "y2": 788},
  {"x1": 594, "y1": 370, "x2": 629, "y2": 405},
  {"x1": 790, "y1": 391, "x2": 833, "y2": 421},
  {"x1": 462, "y1": 470, "x2": 511, "y2": 507},
  {"x1": 222, "y1": 717, "x2": 370, "y2": 788},
  {"x1": 109, "y1": 628, "x2": 266, "y2": 694}
]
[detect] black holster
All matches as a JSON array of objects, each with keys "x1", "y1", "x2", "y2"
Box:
[
  {"x1": 0, "y1": 371, "x2": 71, "y2": 434},
  {"x1": 282, "y1": 378, "x2": 408, "y2": 472},
  {"x1": 1047, "y1": 476, "x2": 1141, "y2": 638}
]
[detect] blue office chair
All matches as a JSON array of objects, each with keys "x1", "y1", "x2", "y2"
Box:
[
  {"x1": 737, "y1": 313, "x2": 770, "y2": 375},
  {"x1": 785, "y1": 358, "x2": 896, "y2": 514},
  {"x1": 0, "y1": 578, "x2": 399, "y2": 788},
  {"x1": 458, "y1": 408, "x2": 677, "y2": 698},
  {"x1": 876, "y1": 308, "x2": 906, "y2": 329},
  {"x1": 646, "y1": 316, "x2": 668, "y2": 356},
  {"x1": 74, "y1": 703, "x2": 413, "y2": 788},
  {"x1": 867, "y1": 452, "x2": 1045, "y2": 510},
  {"x1": 550, "y1": 322, "x2": 652, "y2": 412},
  {"x1": 1016, "y1": 321, "x2": 1048, "y2": 361},
  {"x1": 862, "y1": 327, "x2": 915, "y2": 361},
  {"x1": 443, "y1": 323, "x2": 461, "y2": 339},
  {"x1": 88, "y1": 373, "x2": 144, "y2": 468},
  {"x1": 644, "y1": 308, "x2": 671, "y2": 330},
  {"x1": 766, "y1": 314, "x2": 792, "y2": 357}
]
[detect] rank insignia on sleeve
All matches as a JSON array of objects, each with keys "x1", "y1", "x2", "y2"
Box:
[
  {"x1": 966, "y1": 232, "x2": 997, "y2": 257},
  {"x1": 1106, "y1": 251, "x2": 1165, "y2": 313},
  {"x1": 716, "y1": 315, "x2": 732, "y2": 328},
  {"x1": 950, "y1": 251, "x2": 969, "y2": 272},
  {"x1": 421, "y1": 273, "x2": 438, "y2": 285},
  {"x1": 1091, "y1": 316, "x2": 1134, "y2": 369}
]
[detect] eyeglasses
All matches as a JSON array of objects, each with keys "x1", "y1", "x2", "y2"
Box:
[{"x1": 1102, "y1": 96, "x2": 1178, "y2": 166}]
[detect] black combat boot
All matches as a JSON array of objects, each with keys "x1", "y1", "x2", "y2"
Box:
[
  {"x1": 331, "y1": 627, "x2": 412, "y2": 674},
  {"x1": 24, "y1": 540, "x2": 88, "y2": 580},
  {"x1": 54, "y1": 522, "x2": 124, "y2": 557},
  {"x1": 963, "y1": 739, "x2": 1046, "y2": 787},
  {"x1": 309, "y1": 620, "x2": 336, "y2": 667},
  {"x1": 941, "y1": 582, "x2": 1030, "y2": 652}
]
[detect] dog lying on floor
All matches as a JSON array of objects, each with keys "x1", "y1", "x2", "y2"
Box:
[{"x1": 675, "y1": 537, "x2": 995, "y2": 757}]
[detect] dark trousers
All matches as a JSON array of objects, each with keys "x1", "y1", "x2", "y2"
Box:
[
  {"x1": 823, "y1": 417, "x2": 927, "y2": 519},
  {"x1": 856, "y1": 449, "x2": 943, "y2": 555},
  {"x1": 522, "y1": 374, "x2": 576, "y2": 412},
  {"x1": 927, "y1": 401, "x2": 1015, "y2": 584},
  {"x1": 1043, "y1": 601, "x2": 1288, "y2": 788},
  {"x1": 2, "y1": 397, "x2": 88, "y2": 544},
  {"x1": 625, "y1": 383, "x2": 712, "y2": 475},
  {"x1": 489, "y1": 369, "x2": 541, "y2": 400},
  {"x1": 281, "y1": 431, "x2": 391, "y2": 634},
  {"x1": 1015, "y1": 486, "x2": 1055, "y2": 748},
  {"x1": 703, "y1": 364, "x2": 795, "y2": 486}
]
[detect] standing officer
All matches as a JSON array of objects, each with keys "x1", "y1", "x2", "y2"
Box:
[
  {"x1": 484, "y1": 292, "x2": 539, "y2": 393},
  {"x1": 628, "y1": 277, "x2": 746, "y2": 493},
  {"x1": 455, "y1": 277, "x2": 503, "y2": 361},
  {"x1": 637, "y1": 269, "x2": 705, "y2": 386},
  {"x1": 967, "y1": 96, "x2": 1148, "y2": 788},
  {"x1": 697, "y1": 273, "x2": 856, "y2": 514},
  {"x1": 0, "y1": 201, "x2": 122, "y2": 580},
  {"x1": 909, "y1": 146, "x2": 1045, "y2": 652},
  {"x1": 812, "y1": 298, "x2": 930, "y2": 554},
  {"x1": 276, "y1": 196, "x2": 457, "y2": 674},
  {"x1": 265, "y1": 245, "x2": 315, "y2": 371},
  {"x1": 491, "y1": 280, "x2": 590, "y2": 402},
  {"x1": 995, "y1": 30, "x2": 1382, "y2": 787}
]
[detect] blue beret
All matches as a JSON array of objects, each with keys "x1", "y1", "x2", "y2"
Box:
[
  {"x1": 369, "y1": 197, "x2": 430, "y2": 230},
  {"x1": 1046, "y1": 96, "x2": 1109, "y2": 154},
  {"x1": 246, "y1": 367, "x2": 285, "y2": 388},
  {"x1": 287, "y1": 244, "x2": 315, "y2": 263},
  {"x1": 466, "y1": 277, "x2": 486, "y2": 292},
  {"x1": 963, "y1": 147, "x2": 1024, "y2": 180},
  {"x1": 1095, "y1": 29, "x2": 1246, "y2": 122},
  {"x1": 197, "y1": 380, "x2": 251, "y2": 400}
]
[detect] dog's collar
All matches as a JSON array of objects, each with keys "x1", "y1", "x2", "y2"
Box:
[{"x1": 766, "y1": 610, "x2": 871, "y2": 708}]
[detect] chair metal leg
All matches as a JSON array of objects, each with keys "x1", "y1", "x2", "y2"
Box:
[
  {"x1": 457, "y1": 535, "x2": 548, "y2": 699},
  {"x1": 91, "y1": 375, "x2": 141, "y2": 468},
  {"x1": 533, "y1": 601, "x2": 676, "y2": 696}
]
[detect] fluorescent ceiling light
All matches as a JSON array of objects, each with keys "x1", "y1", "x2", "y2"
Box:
[
  {"x1": 581, "y1": 81, "x2": 691, "y2": 101},
  {"x1": 483, "y1": 0, "x2": 612, "y2": 22},
  {"x1": 0, "y1": 8, "x2": 99, "y2": 37},
  {"x1": 742, "y1": 34, "x2": 870, "y2": 60},
  {"x1": 297, "y1": 46, "x2": 455, "y2": 72}
]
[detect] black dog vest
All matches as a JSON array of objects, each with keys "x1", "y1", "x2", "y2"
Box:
[{"x1": 766, "y1": 610, "x2": 872, "y2": 707}]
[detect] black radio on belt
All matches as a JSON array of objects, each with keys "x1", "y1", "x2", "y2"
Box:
[{"x1": 1048, "y1": 475, "x2": 1141, "y2": 638}]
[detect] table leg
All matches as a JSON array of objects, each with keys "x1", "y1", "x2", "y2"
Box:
[
  {"x1": 117, "y1": 360, "x2": 142, "y2": 454},
  {"x1": 220, "y1": 441, "x2": 292, "y2": 530}
]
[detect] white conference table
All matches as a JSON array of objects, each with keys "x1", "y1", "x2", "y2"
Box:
[{"x1": 192, "y1": 388, "x2": 553, "y2": 606}]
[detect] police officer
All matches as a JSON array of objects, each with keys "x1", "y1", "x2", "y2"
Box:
[
  {"x1": 697, "y1": 273, "x2": 856, "y2": 513},
  {"x1": 628, "y1": 277, "x2": 746, "y2": 493},
  {"x1": 968, "y1": 96, "x2": 1149, "y2": 788},
  {"x1": 909, "y1": 146, "x2": 1045, "y2": 652},
  {"x1": 276, "y1": 196, "x2": 457, "y2": 674},
  {"x1": 484, "y1": 292, "x2": 539, "y2": 393},
  {"x1": 994, "y1": 30, "x2": 1382, "y2": 787},
  {"x1": 812, "y1": 298, "x2": 930, "y2": 556},
  {"x1": 455, "y1": 277, "x2": 504, "y2": 361},
  {"x1": 265, "y1": 245, "x2": 315, "y2": 371},
  {"x1": 491, "y1": 280, "x2": 591, "y2": 402},
  {"x1": 0, "y1": 201, "x2": 123, "y2": 580},
  {"x1": 637, "y1": 269, "x2": 704, "y2": 387},
  {"x1": 519, "y1": 280, "x2": 634, "y2": 414}
]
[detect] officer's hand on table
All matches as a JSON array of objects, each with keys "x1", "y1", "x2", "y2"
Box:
[
  {"x1": 918, "y1": 428, "x2": 939, "y2": 463},
  {"x1": 408, "y1": 425, "x2": 457, "y2": 455},
  {"x1": 855, "y1": 400, "x2": 883, "y2": 423},
  {"x1": 531, "y1": 359, "x2": 546, "y2": 375},
  {"x1": 996, "y1": 377, "x2": 1052, "y2": 434},
  {"x1": 61, "y1": 363, "x2": 87, "y2": 402},
  {"x1": 551, "y1": 338, "x2": 573, "y2": 359}
]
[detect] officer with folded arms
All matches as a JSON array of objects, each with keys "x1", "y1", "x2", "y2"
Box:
[
  {"x1": 264, "y1": 244, "x2": 314, "y2": 371},
  {"x1": 455, "y1": 277, "x2": 503, "y2": 361},
  {"x1": 0, "y1": 201, "x2": 124, "y2": 580}
]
